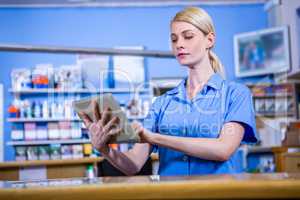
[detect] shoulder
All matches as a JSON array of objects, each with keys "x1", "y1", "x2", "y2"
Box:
[
  {"x1": 226, "y1": 81, "x2": 251, "y2": 96},
  {"x1": 224, "y1": 81, "x2": 252, "y2": 103},
  {"x1": 150, "y1": 93, "x2": 170, "y2": 110}
]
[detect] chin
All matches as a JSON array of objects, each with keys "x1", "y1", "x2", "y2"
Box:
[
  {"x1": 177, "y1": 59, "x2": 190, "y2": 66},
  {"x1": 178, "y1": 61, "x2": 194, "y2": 68}
]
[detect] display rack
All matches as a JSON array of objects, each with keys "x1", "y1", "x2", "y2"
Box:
[
  {"x1": 247, "y1": 83, "x2": 299, "y2": 119},
  {"x1": 1, "y1": 43, "x2": 174, "y2": 161}
]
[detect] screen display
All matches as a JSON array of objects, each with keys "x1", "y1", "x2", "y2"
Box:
[{"x1": 234, "y1": 26, "x2": 290, "y2": 77}]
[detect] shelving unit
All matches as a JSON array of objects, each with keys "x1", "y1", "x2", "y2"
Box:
[
  {"x1": 248, "y1": 83, "x2": 299, "y2": 119},
  {"x1": 1, "y1": 43, "x2": 173, "y2": 162}
]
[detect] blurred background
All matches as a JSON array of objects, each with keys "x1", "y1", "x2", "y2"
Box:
[{"x1": 0, "y1": 0, "x2": 300, "y2": 180}]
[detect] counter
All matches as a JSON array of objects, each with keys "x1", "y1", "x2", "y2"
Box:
[{"x1": 1, "y1": 173, "x2": 300, "y2": 199}]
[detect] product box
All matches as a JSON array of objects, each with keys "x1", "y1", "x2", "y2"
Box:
[
  {"x1": 26, "y1": 146, "x2": 38, "y2": 161},
  {"x1": 48, "y1": 123, "x2": 60, "y2": 140},
  {"x1": 50, "y1": 144, "x2": 61, "y2": 160},
  {"x1": 59, "y1": 121, "x2": 71, "y2": 139},
  {"x1": 275, "y1": 98, "x2": 288, "y2": 113},
  {"x1": 38, "y1": 146, "x2": 50, "y2": 160},
  {"x1": 36, "y1": 123, "x2": 48, "y2": 140},
  {"x1": 72, "y1": 145, "x2": 83, "y2": 159},
  {"x1": 61, "y1": 145, "x2": 73, "y2": 160},
  {"x1": 254, "y1": 99, "x2": 265, "y2": 113},
  {"x1": 24, "y1": 123, "x2": 37, "y2": 141},
  {"x1": 71, "y1": 122, "x2": 82, "y2": 139},
  {"x1": 10, "y1": 68, "x2": 32, "y2": 90},
  {"x1": 264, "y1": 98, "x2": 275, "y2": 113},
  {"x1": 83, "y1": 144, "x2": 92, "y2": 156},
  {"x1": 11, "y1": 124, "x2": 24, "y2": 141},
  {"x1": 15, "y1": 146, "x2": 27, "y2": 161}
]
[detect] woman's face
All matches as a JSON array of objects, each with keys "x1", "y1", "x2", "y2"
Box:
[{"x1": 170, "y1": 21, "x2": 214, "y2": 67}]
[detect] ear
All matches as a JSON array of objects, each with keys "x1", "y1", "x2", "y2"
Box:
[{"x1": 206, "y1": 32, "x2": 215, "y2": 49}]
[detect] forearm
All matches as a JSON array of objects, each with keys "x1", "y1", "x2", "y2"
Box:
[
  {"x1": 100, "y1": 143, "x2": 151, "y2": 176},
  {"x1": 101, "y1": 148, "x2": 140, "y2": 175},
  {"x1": 146, "y1": 122, "x2": 244, "y2": 162},
  {"x1": 150, "y1": 133, "x2": 231, "y2": 161}
]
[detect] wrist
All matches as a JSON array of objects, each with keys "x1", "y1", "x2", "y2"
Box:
[
  {"x1": 148, "y1": 132, "x2": 159, "y2": 145},
  {"x1": 99, "y1": 146, "x2": 110, "y2": 156}
]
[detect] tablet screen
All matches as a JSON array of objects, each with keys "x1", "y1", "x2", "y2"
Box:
[{"x1": 72, "y1": 93, "x2": 140, "y2": 143}]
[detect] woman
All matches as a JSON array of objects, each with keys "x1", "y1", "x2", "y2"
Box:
[{"x1": 79, "y1": 7, "x2": 257, "y2": 176}]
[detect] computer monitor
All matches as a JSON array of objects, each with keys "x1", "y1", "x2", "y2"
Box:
[{"x1": 234, "y1": 26, "x2": 290, "y2": 77}]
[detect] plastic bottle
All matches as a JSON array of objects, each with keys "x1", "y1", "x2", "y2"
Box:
[
  {"x1": 42, "y1": 100, "x2": 49, "y2": 118},
  {"x1": 86, "y1": 164, "x2": 95, "y2": 179}
]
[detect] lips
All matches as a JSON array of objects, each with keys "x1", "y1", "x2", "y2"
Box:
[{"x1": 177, "y1": 53, "x2": 189, "y2": 57}]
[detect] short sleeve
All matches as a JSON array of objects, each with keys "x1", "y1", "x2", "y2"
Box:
[
  {"x1": 142, "y1": 95, "x2": 166, "y2": 153},
  {"x1": 142, "y1": 96, "x2": 163, "y2": 132},
  {"x1": 224, "y1": 84, "x2": 258, "y2": 144}
]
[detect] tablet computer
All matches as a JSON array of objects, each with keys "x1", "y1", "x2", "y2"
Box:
[{"x1": 72, "y1": 93, "x2": 140, "y2": 143}]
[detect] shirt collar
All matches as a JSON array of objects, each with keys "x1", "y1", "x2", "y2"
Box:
[
  {"x1": 206, "y1": 73, "x2": 224, "y2": 91},
  {"x1": 166, "y1": 73, "x2": 224, "y2": 96},
  {"x1": 166, "y1": 78, "x2": 186, "y2": 96}
]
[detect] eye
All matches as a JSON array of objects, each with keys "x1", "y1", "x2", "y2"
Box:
[
  {"x1": 171, "y1": 35, "x2": 177, "y2": 43},
  {"x1": 184, "y1": 36, "x2": 193, "y2": 40},
  {"x1": 184, "y1": 33, "x2": 194, "y2": 40}
]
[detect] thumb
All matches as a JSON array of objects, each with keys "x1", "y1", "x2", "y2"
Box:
[{"x1": 131, "y1": 120, "x2": 142, "y2": 130}]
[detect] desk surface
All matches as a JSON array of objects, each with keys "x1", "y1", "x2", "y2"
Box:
[{"x1": 1, "y1": 173, "x2": 300, "y2": 199}]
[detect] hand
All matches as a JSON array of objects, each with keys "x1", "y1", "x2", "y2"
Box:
[
  {"x1": 78, "y1": 100, "x2": 122, "y2": 154},
  {"x1": 131, "y1": 121, "x2": 153, "y2": 144}
]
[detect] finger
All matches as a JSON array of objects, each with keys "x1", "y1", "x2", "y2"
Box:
[
  {"x1": 78, "y1": 112, "x2": 92, "y2": 129},
  {"x1": 101, "y1": 107, "x2": 112, "y2": 126},
  {"x1": 92, "y1": 100, "x2": 101, "y2": 122},
  {"x1": 107, "y1": 127, "x2": 122, "y2": 137},
  {"x1": 103, "y1": 116, "x2": 120, "y2": 133}
]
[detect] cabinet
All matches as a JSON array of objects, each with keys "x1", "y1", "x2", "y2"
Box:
[
  {"x1": 283, "y1": 153, "x2": 300, "y2": 172},
  {"x1": 0, "y1": 43, "x2": 173, "y2": 162}
]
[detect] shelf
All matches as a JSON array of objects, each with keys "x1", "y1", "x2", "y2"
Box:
[
  {"x1": 247, "y1": 146, "x2": 273, "y2": 154},
  {"x1": 6, "y1": 139, "x2": 91, "y2": 146},
  {"x1": 0, "y1": 44, "x2": 174, "y2": 58},
  {"x1": 9, "y1": 88, "x2": 151, "y2": 94},
  {"x1": 255, "y1": 112, "x2": 295, "y2": 117},
  {"x1": 7, "y1": 115, "x2": 146, "y2": 122},
  {"x1": 287, "y1": 69, "x2": 300, "y2": 80},
  {"x1": 7, "y1": 118, "x2": 81, "y2": 122},
  {"x1": 0, "y1": 157, "x2": 103, "y2": 168},
  {"x1": 253, "y1": 93, "x2": 293, "y2": 98}
]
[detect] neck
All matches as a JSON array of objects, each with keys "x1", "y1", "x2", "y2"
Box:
[{"x1": 187, "y1": 55, "x2": 215, "y2": 90}]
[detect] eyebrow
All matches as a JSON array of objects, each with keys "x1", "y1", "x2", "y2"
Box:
[{"x1": 171, "y1": 29, "x2": 196, "y2": 36}]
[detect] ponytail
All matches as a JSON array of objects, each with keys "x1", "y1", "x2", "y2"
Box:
[{"x1": 208, "y1": 50, "x2": 226, "y2": 78}]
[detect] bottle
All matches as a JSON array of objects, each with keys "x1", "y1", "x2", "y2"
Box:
[
  {"x1": 86, "y1": 164, "x2": 95, "y2": 179},
  {"x1": 42, "y1": 100, "x2": 49, "y2": 118},
  {"x1": 34, "y1": 101, "x2": 41, "y2": 118}
]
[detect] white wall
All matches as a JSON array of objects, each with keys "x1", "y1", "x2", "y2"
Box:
[
  {"x1": 0, "y1": 84, "x2": 3, "y2": 162},
  {"x1": 267, "y1": 0, "x2": 300, "y2": 75}
]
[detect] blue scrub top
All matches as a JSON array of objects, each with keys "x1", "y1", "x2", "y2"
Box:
[{"x1": 143, "y1": 73, "x2": 258, "y2": 176}]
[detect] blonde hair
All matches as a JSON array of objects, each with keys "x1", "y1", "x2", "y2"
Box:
[{"x1": 172, "y1": 7, "x2": 225, "y2": 78}]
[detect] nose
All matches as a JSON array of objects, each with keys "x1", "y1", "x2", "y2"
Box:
[{"x1": 175, "y1": 37, "x2": 184, "y2": 50}]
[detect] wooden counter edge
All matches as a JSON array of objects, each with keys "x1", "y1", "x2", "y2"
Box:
[{"x1": 1, "y1": 179, "x2": 300, "y2": 199}]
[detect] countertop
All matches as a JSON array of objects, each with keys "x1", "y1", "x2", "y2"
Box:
[{"x1": 1, "y1": 173, "x2": 300, "y2": 199}]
